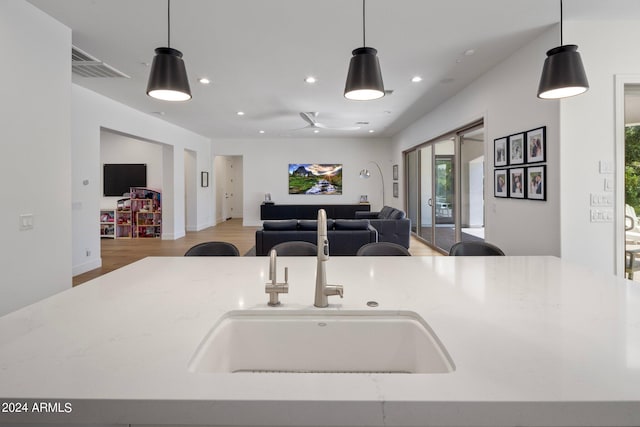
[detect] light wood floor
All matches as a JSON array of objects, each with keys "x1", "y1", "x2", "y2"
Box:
[{"x1": 73, "y1": 218, "x2": 441, "y2": 286}]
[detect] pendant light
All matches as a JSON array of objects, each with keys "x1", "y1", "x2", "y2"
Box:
[
  {"x1": 344, "y1": 0, "x2": 385, "y2": 101},
  {"x1": 146, "y1": 0, "x2": 192, "y2": 101},
  {"x1": 537, "y1": 0, "x2": 588, "y2": 99}
]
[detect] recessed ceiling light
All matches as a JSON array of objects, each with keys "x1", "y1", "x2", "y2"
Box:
[
  {"x1": 464, "y1": 49, "x2": 475, "y2": 56},
  {"x1": 313, "y1": 129, "x2": 320, "y2": 133},
  {"x1": 236, "y1": 111, "x2": 245, "y2": 116},
  {"x1": 368, "y1": 129, "x2": 375, "y2": 133},
  {"x1": 411, "y1": 76, "x2": 423, "y2": 83},
  {"x1": 304, "y1": 76, "x2": 317, "y2": 84},
  {"x1": 199, "y1": 77, "x2": 210, "y2": 85},
  {"x1": 259, "y1": 130, "x2": 265, "y2": 134}
]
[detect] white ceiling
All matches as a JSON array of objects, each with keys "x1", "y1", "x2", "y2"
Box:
[{"x1": 26, "y1": 0, "x2": 640, "y2": 139}]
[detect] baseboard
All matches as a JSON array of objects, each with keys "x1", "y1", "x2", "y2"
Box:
[
  {"x1": 73, "y1": 258, "x2": 102, "y2": 276},
  {"x1": 160, "y1": 232, "x2": 186, "y2": 240}
]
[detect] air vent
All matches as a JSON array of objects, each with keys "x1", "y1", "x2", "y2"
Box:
[{"x1": 72, "y1": 46, "x2": 130, "y2": 78}]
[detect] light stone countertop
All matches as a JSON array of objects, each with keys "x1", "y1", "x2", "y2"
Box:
[{"x1": 0, "y1": 255, "x2": 639, "y2": 426}]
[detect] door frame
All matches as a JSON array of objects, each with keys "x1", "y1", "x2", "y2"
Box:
[{"x1": 614, "y1": 75, "x2": 640, "y2": 276}]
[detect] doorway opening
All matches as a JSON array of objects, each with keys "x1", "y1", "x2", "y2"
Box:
[
  {"x1": 214, "y1": 155, "x2": 244, "y2": 223},
  {"x1": 621, "y1": 83, "x2": 640, "y2": 280}
]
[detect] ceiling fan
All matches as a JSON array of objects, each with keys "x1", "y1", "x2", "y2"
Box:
[{"x1": 296, "y1": 112, "x2": 361, "y2": 131}]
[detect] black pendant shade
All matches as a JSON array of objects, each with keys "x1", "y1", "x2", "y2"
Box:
[
  {"x1": 344, "y1": 47, "x2": 385, "y2": 101},
  {"x1": 537, "y1": 44, "x2": 588, "y2": 99},
  {"x1": 147, "y1": 47, "x2": 191, "y2": 101},
  {"x1": 344, "y1": 0, "x2": 385, "y2": 101},
  {"x1": 146, "y1": 0, "x2": 191, "y2": 102},
  {"x1": 537, "y1": 0, "x2": 588, "y2": 100}
]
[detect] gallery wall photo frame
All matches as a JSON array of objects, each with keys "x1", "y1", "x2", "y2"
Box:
[
  {"x1": 393, "y1": 164, "x2": 399, "y2": 181},
  {"x1": 508, "y1": 133, "x2": 525, "y2": 165},
  {"x1": 200, "y1": 171, "x2": 209, "y2": 188},
  {"x1": 494, "y1": 169, "x2": 508, "y2": 198},
  {"x1": 526, "y1": 165, "x2": 546, "y2": 201},
  {"x1": 526, "y1": 126, "x2": 546, "y2": 164},
  {"x1": 509, "y1": 167, "x2": 526, "y2": 199},
  {"x1": 393, "y1": 182, "x2": 399, "y2": 198},
  {"x1": 494, "y1": 137, "x2": 508, "y2": 167}
]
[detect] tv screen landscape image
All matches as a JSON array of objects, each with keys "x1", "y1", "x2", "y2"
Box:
[{"x1": 288, "y1": 164, "x2": 342, "y2": 195}]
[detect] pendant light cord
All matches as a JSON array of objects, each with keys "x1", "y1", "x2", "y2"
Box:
[
  {"x1": 167, "y1": 0, "x2": 171, "y2": 48},
  {"x1": 560, "y1": 0, "x2": 563, "y2": 46},
  {"x1": 362, "y1": 0, "x2": 366, "y2": 47}
]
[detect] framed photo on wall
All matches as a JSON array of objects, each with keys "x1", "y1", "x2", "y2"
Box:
[
  {"x1": 509, "y1": 167, "x2": 525, "y2": 199},
  {"x1": 494, "y1": 169, "x2": 508, "y2": 198},
  {"x1": 508, "y1": 133, "x2": 525, "y2": 165},
  {"x1": 527, "y1": 165, "x2": 546, "y2": 201},
  {"x1": 201, "y1": 171, "x2": 209, "y2": 188},
  {"x1": 393, "y1": 182, "x2": 399, "y2": 198},
  {"x1": 393, "y1": 164, "x2": 399, "y2": 180},
  {"x1": 526, "y1": 126, "x2": 546, "y2": 163},
  {"x1": 494, "y1": 137, "x2": 507, "y2": 167}
]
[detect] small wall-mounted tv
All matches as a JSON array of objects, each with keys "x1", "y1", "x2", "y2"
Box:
[
  {"x1": 288, "y1": 163, "x2": 342, "y2": 195},
  {"x1": 103, "y1": 163, "x2": 147, "y2": 196}
]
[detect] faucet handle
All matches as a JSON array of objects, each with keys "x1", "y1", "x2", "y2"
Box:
[
  {"x1": 324, "y1": 284, "x2": 343, "y2": 299},
  {"x1": 266, "y1": 265, "x2": 289, "y2": 307}
]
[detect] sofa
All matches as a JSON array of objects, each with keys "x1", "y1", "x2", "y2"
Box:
[
  {"x1": 355, "y1": 206, "x2": 411, "y2": 248},
  {"x1": 255, "y1": 219, "x2": 378, "y2": 256}
]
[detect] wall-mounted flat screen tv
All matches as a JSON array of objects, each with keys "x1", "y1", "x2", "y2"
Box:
[
  {"x1": 103, "y1": 163, "x2": 147, "y2": 196},
  {"x1": 288, "y1": 163, "x2": 342, "y2": 195}
]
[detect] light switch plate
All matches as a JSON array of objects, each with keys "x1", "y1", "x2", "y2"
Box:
[
  {"x1": 604, "y1": 177, "x2": 614, "y2": 192},
  {"x1": 590, "y1": 193, "x2": 614, "y2": 207},
  {"x1": 599, "y1": 160, "x2": 614, "y2": 174},
  {"x1": 590, "y1": 208, "x2": 614, "y2": 222},
  {"x1": 19, "y1": 214, "x2": 33, "y2": 230}
]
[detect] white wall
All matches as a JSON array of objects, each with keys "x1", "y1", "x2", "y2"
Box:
[
  {"x1": 185, "y1": 149, "x2": 198, "y2": 231},
  {"x1": 71, "y1": 85, "x2": 212, "y2": 275},
  {"x1": 214, "y1": 138, "x2": 393, "y2": 226},
  {"x1": 561, "y1": 20, "x2": 640, "y2": 275},
  {"x1": 392, "y1": 29, "x2": 560, "y2": 256},
  {"x1": 0, "y1": 0, "x2": 72, "y2": 316}
]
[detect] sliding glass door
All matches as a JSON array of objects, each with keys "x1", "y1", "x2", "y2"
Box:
[
  {"x1": 405, "y1": 122, "x2": 484, "y2": 253},
  {"x1": 434, "y1": 139, "x2": 455, "y2": 251},
  {"x1": 415, "y1": 145, "x2": 431, "y2": 245}
]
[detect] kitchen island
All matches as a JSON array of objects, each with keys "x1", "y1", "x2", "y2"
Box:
[{"x1": 0, "y1": 255, "x2": 639, "y2": 426}]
